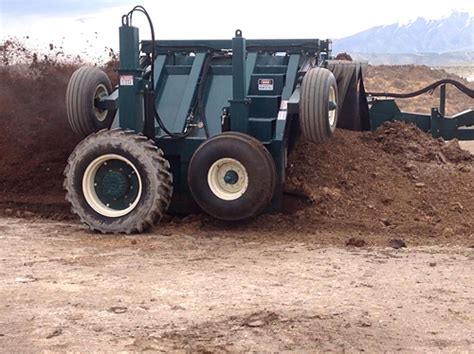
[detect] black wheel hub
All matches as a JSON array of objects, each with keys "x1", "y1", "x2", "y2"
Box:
[
  {"x1": 99, "y1": 171, "x2": 130, "y2": 199},
  {"x1": 224, "y1": 170, "x2": 239, "y2": 185}
]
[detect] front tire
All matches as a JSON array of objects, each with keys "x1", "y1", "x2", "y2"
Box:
[
  {"x1": 299, "y1": 67, "x2": 339, "y2": 143},
  {"x1": 188, "y1": 132, "x2": 276, "y2": 221},
  {"x1": 66, "y1": 66, "x2": 116, "y2": 138},
  {"x1": 64, "y1": 129, "x2": 172, "y2": 234}
]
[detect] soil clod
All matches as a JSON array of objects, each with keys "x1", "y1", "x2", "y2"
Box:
[
  {"x1": 346, "y1": 238, "x2": 367, "y2": 247},
  {"x1": 389, "y1": 239, "x2": 408, "y2": 249}
]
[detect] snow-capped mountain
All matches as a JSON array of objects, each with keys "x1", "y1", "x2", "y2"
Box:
[{"x1": 333, "y1": 12, "x2": 474, "y2": 54}]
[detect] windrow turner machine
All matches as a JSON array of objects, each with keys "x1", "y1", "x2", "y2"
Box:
[{"x1": 64, "y1": 6, "x2": 474, "y2": 234}]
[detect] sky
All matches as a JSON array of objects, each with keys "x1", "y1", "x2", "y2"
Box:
[{"x1": 1, "y1": 0, "x2": 473, "y2": 61}]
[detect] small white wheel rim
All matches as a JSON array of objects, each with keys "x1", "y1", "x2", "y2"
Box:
[
  {"x1": 93, "y1": 84, "x2": 109, "y2": 122},
  {"x1": 82, "y1": 154, "x2": 143, "y2": 218},
  {"x1": 207, "y1": 158, "x2": 249, "y2": 201},
  {"x1": 328, "y1": 85, "x2": 337, "y2": 127}
]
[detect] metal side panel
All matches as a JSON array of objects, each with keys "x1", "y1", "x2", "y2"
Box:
[
  {"x1": 203, "y1": 73, "x2": 233, "y2": 137},
  {"x1": 155, "y1": 74, "x2": 189, "y2": 131},
  {"x1": 245, "y1": 53, "x2": 258, "y2": 94},
  {"x1": 431, "y1": 108, "x2": 474, "y2": 140},
  {"x1": 173, "y1": 53, "x2": 206, "y2": 133},
  {"x1": 452, "y1": 109, "x2": 474, "y2": 128},
  {"x1": 281, "y1": 54, "x2": 301, "y2": 101},
  {"x1": 369, "y1": 99, "x2": 431, "y2": 132},
  {"x1": 153, "y1": 55, "x2": 167, "y2": 89},
  {"x1": 155, "y1": 53, "x2": 206, "y2": 135},
  {"x1": 142, "y1": 39, "x2": 324, "y2": 54}
]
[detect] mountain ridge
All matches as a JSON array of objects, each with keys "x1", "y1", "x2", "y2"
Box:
[{"x1": 333, "y1": 12, "x2": 474, "y2": 54}]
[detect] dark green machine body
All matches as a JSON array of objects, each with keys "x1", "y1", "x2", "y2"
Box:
[
  {"x1": 65, "y1": 6, "x2": 472, "y2": 234},
  {"x1": 103, "y1": 20, "x2": 473, "y2": 216},
  {"x1": 110, "y1": 22, "x2": 334, "y2": 213}
]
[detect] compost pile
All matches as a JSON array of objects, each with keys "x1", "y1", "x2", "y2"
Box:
[
  {"x1": 276, "y1": 124, "x2": 473, "y2": 236},
  {"x1": 365, "y1": 65, "x2": 473, "y2": 115},
  {"x1": 0, "y1": 67, "x2": 78, "y2": 218},
  {"x1": 0, "y1": 50, "x2": 473, "y2": 242},
  {"x1": 0, "y1": 40, "x2": 117, "y2": 218}
]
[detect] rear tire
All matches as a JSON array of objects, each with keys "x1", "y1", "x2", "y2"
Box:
[
  {"x1": 299, "y1": 68, "x2": 339, "y2": 143},
  {"x1": 188, "y1": 132, "x2": 276, "y2": 221},
  {"x1": 64, "y1": 129, "x2": 173, "y2": 234},
  {"x1": 66, "y1": 66, "x2": 116, "y2": 138}
]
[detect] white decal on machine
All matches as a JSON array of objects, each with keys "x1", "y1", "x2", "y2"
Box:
[
  {"x1": 258, "y1": 78, "x2": 274, "y2": 91},
  {"x1": 120, "y1": 75, "x2": 134, "y2": 86}
]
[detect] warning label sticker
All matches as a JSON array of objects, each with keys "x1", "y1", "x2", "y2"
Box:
[
  {"x1": 120, "y1": 75, "x2": 134, "y2": 86},
  {"x1": 258, "y1": 78, "x2": 274, "y2": 91}
]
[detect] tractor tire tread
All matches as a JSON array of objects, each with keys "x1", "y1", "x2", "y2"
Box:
[
  {"x1": 66, "y1": 67, "x2": 115, "y2": 138},
  {"x1": 64, "y1": 128, "x2": 172, "y2": 234},
  {"x1": 188, "y1": 132, "x2": 276, "y2": 220},
  {"x1": 300, "y1": 67, "x2": 338, "y2": 143}
]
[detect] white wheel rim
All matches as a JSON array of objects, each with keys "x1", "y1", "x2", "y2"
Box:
[
  {"x1": 207, "y1": 158, "x2": 249, "y2": 201},
  {"x1": 328, "y1": 85, "x2": 337, "y2": 127},
  {"x1": 93, "y1": 84, "x2": 109, "y2": 122},
  {"x1": 82, "y1": 154, "x2": 143, "y2": 218}
]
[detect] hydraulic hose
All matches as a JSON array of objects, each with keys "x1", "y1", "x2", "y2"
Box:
[
  {"x1": 367, "y1": 79, "x2": 474, "y2": 99},
  {"x1": 125, "y1": 6, "x2": 193, "y2": 138}
]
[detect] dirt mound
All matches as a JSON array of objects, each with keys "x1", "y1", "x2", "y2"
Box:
[
  {"x1": 0, "y1": 63, "x2": 80, "y2": 208},
  {"x1": 257, "y1": 126, "x2": 473, "y2": 241},
  {"x1": 365, "y1": 65, "x2": 473, "y2": 115},
  {"x1": 334, "y1": 53, "x2": 353, "y2": 61},
  {"x1": 363, "y1": 121, "x2": 472, "y2": 163},
  {"x1": 0, "y1": 41, "x2": 118, "y2": 218}
]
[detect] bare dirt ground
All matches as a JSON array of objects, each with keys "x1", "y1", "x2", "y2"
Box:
[
  {"x1": 0, "y1": 218, "x2": 473, "y2": 352},
  {"x1": 460, "y1": 140, "x2": 474, "y2": 153}
]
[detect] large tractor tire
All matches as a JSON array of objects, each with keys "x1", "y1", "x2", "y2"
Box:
[
  {"x1": 299, "y1": 67, "x2": 339, "y2": 143},
  {"x1": 64, "y1": 129, "x2": 173, "y2": 234},
  {"x1": 188, "y1": 132, "x2": 276, "y2": 221},
  {"x1": 66, "y1": 66, "x2": 116, "y2": 137}
]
